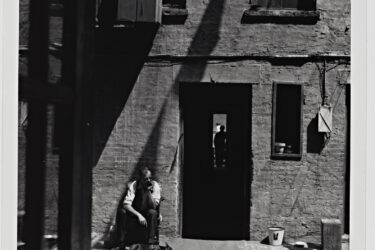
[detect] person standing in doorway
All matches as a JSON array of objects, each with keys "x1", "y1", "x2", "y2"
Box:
[{"x1": 214, "y1": 125, "x2": 227, "y2": 167}]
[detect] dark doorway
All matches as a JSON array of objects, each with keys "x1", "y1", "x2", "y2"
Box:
[{"x1": 181, "y1": 83, "x2": 252, "y2": 240}]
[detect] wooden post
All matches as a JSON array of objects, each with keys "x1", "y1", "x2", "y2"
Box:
[
  {"x1": 58, "y1": 0, "x2": 95, "y2": 249},
  {"x1": 23, "y1": 0, "x2": 49, "y2": 248},
  {"x1": 321, "y1": 219, "x2": 342, "y2": 250}
]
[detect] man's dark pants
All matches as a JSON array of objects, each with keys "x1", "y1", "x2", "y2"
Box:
[{"x1": 124, "y1": 209, "x2": 159, "y2": 245}]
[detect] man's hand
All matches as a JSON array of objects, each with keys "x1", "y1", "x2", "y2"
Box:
[{"x1": 137, "y1": 214, "x2": 147, "y2": 227}]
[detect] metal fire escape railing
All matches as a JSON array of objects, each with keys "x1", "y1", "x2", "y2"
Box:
[{"x1": 20, "y1": 0, "x2": 95, "y2": 248}]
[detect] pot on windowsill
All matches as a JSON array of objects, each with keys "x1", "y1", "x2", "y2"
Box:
[
  {"x1": 285, "y1": 145, "x2": 293, "y2": 154},
  {"x1": 275, "y1": 142, "x2": 286, "y2": 154}
]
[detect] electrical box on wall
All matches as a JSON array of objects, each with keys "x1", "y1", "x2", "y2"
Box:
[
  {"x1": 318, "y1": 105, "x2": 333, "y2": 133},
  {"x1": 117, "y1": 0, "x2": 162, "y2": 23}
]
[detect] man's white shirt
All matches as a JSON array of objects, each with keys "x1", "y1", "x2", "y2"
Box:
[{"x1": 123, "y1": 180, "x2": 161, "y2": 206}]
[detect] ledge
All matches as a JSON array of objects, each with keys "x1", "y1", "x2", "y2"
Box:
[
  {"x1": 271, "y1": 152, "x2": 302, "y2": 160},
  {"x1": 241, "y1": 9, "x2": 320, "y2": 24},
  {"x1": 162, "y1": 7, "x2": 188, "y2": 24}
]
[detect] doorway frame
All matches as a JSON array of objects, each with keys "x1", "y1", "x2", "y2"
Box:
[{"x1": 178, "y1": 81, "x2": 252, "y2": 240}]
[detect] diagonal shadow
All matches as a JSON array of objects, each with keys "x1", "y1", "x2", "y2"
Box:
[
  {"x1": 100, "y1": 0, "x2": 227, "y2": 244},
  {"x1": 129, "y1": 0, "x2": 227, "y2": 181},
  {"x1": 122, "y1": 0, "x2": 227, "y2": 193},
  {"x1": 92, "y1": 24, "x2": 159, "y2": 165},
  {"x1": 131, "y1": 101, "x2": 168, "y2": 180},
  {"x1": 173, "y1": 0, "x2": 226, "y2": 91}
]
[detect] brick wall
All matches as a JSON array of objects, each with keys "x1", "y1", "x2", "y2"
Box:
[
  {"x1": 249, "y1": 62, "x2": 349, "y2": 243},
  {"x1": 90, "y1": 59, "x2": 349, "y2": 243}
]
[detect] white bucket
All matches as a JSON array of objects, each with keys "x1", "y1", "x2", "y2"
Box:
[{"x1": 268, "y1": 227, "x2": 285, "y2": 246}]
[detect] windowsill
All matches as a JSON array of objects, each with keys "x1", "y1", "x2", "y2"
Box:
[
  {"x1": 241, "y1": 9, "x2": 320, "y2": 24},
  {"x1": 271, "y1": 152, "x2": 302, "y2": 160},
  {"x1": 162, "y1": 6, "x2": 189, "y2": 24}
]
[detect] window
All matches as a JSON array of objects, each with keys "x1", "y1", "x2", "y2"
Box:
[
  {"x1": 162, "y1": 0, "x2": 186, "y2": 9},
  {"x1": 161, "y1": 0, "x2": 188, "y2": 24},
  {"x1": 271, "y1": 82, "x2": 303, "y2": 159},
  {"x1": 251, "y1": 0, "x2": 316, "y2": 11},
  {"x1": 97, "y1": 0, "x2": 188, "y2": 26},
  {"x1": 242, "y1": 0, "x2": 319, "y2": 24}
]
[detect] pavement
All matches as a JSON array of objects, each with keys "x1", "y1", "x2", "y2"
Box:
[{"x1": 92, "y1": 236, "x2": 350, "y2": 250}]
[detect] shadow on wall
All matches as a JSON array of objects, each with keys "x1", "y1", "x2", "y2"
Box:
[
  {"x1": 94, "y1": 0, "x2": 226, "y2": 178},
  {"x1": 175, "y1": 0, "x2": 226, "y2": 83},
  {"x1": 307, "y1": 114, "x2": 325, "y2": 154},
  {"x1": 96, "y1": 102, "x2": 167, "y2": 247},
  {"x1": 94, "y1": 0, "x2": 235, "y2": 244},
  {"x1": 90, "y1": 23, "x2": 161, "y2": 245},
  {"x1": 92, "y1": 24, "x2": 159, "y2": 166}
]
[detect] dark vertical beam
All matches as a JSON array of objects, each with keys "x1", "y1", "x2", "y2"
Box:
[
  {"x1": 58, "y1": 0, "x2": 95, "y2": 248},
  {"x1": 23, "y1": 0, "x2": 50, "y2": 248},
  {"x1": 24, "y1": 104, "x2": 48, "y2": 250},
  {"x1": 28, "y1": 0, "x2": 49, "y2": 81}
]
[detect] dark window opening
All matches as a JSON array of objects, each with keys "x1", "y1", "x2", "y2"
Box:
[
  {"x1": 96, "y1": 0, "x2": 187, "y2": 26},
  {"x1": 272, "y1": 82, "x2": 303, "y2": 159},
  {"x1": 251, "y1": 0, "x2": 316, "y2": 11},
  {"x1": 162, "y1": 0, "x2": 186, "y2": 8}
]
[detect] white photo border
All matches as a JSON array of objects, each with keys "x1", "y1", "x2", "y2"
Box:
[{"x1": 0, "y1": 0, "x2": 372, "y2": 248}]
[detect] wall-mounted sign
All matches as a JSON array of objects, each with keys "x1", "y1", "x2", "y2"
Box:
[{"x1": 318, "y1": 105, "x2": 333, "y2": 133}]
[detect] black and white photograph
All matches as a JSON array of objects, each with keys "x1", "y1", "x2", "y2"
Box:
[{"x1": 0, "y1": 0, "x2": 370, "y2": 249}]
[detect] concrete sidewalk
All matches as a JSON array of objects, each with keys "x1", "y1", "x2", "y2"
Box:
[
  {"x1": 159, "y1": 238, "x2": 349, "y2": 250},
  {"x1": 160, "y1": 238, "x2": 299, "y2": 250},
  {"x1": 161, "y1": 236, "x2": 350, "y2": 250},
  {"x1": 93, "y1": 236, "x2": 349, "y2": 250}
]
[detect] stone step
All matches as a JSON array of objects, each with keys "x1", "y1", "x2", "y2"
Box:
[
  {"x1": 160, "y1": 238, "x2": 291, "y2": 250},
  {"x1": 159, "y1": 237, "x2": 350, "y2": 250},
  {"x1": 92, "y1": 240, "x2": 294, "y2": 250}
]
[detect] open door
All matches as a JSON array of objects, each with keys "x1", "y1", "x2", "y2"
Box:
[{"x1": 181, "y1": 83, "x2": 252, "y2": 240}]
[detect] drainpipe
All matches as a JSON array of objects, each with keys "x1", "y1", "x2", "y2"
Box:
[{"x1": 322, "y1": 59, "x2": 328, "y2": 106}]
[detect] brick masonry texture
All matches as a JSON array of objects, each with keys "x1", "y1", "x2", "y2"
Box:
[
  {"x1": 93, "y1": 61, "x2": 348, "y2": 243},
  {"x1": 18, "y1": 0, "x2": 350, "y2": 245},
  {"x1": 148, "y1": 0, "x2": 350, "y2": 56}
]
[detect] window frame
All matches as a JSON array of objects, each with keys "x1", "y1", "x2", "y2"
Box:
[
  {"x1": 242, "y1": 0, "x2": 319, "y2": 24},
  {"x1": 251, "y1": 0, "x2": 316, "y2": 11},
  {"x1": 271, "y1": 81, "x2": 304, "y2": 160}
]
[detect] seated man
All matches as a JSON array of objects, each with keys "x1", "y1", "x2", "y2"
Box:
[{"x1": 123, "y1": 167, "x2": 161, "y2": 248}]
